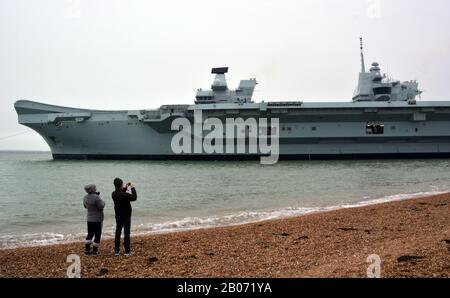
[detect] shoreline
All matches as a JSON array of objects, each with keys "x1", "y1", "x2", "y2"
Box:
[
  {"x1": 0, "y1": 193, "x2": 449, "y2": 277},
  {"x1": 1, "y1": 190, "x2": 446, "y2": 250}
]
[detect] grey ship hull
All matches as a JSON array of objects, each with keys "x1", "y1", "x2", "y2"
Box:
[
  {"x1": 51, "y1": 153, "x2": 450, "y2": 161},
  {"x1": 14, "y1": 100, "x2": 450, "y2": 160}
]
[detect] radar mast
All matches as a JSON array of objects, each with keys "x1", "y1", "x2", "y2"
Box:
[{"x1": 360, "y1": 37, "x2": 366, "y2": 73}]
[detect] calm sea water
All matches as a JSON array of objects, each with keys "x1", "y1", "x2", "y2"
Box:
[{"x1": 1, "y1": 151, "x2": 450, "y2": 248}]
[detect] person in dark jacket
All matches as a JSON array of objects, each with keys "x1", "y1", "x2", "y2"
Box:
[
  {"x1": 83, "y1": 184, "x2": 105, "y2": 256},
  {"x1": 112, "y1": 178, "x2": 137, "y2": 256}
]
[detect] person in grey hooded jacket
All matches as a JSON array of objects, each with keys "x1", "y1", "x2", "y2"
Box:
[{"x1": 83, "y1": 184, "x2": 105, "y2": 256}]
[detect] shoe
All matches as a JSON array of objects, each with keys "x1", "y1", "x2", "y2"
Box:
[
  {"x1": 92, "y1": 246, "x2": 99, "y2": 256},
  {"x1": 114, "y1": 251, "x2": 120, "y2": 256},
  {"x1": 84, "y1": 243, "x2": 91, "y2": 255},
  {"x1": 124, "y1": 252, "x2": 132, "y2": 257}
]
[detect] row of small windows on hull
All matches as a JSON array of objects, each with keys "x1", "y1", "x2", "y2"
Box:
[
  {"x1": 280, "y1": 124, "x2": 420, "y2": 136},
  {"x1": 46, "y1": 121, "x2": 420, "y2": 137}
]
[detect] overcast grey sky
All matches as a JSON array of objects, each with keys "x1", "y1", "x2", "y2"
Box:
[{"x1": 1, "y1": 0, "x2": 450, "y2": 151}]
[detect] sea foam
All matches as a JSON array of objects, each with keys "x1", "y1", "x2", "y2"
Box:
[{"x1": 1, "y1": 190, "x2": 445, "y2": 249}]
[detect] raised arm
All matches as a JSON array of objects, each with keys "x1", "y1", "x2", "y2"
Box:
[
  {"x1": 130, "y1": 187, "x2": 137, "y2": 202},
  {"x1": 120, "y1": 189, "x2": 137, "y2": 202}
]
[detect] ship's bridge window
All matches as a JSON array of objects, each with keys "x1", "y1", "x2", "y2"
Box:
[
  {"x1": 196, "y1": 96, "x2": 213, "y2": 101},
  {"x1": 366, "y1": 123, "x2": 384, "y2": 135},
  {"x1": 373, "y1": 87, "x2": 392, "y2": 95}
]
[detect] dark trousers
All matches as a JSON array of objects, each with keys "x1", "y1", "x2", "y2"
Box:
[
  {"x1": 86, "y1": 222, "x2": 102, "y2": 245},
  {"x1": 115, "y1": 217, "x2": 131, "y2": 253}
]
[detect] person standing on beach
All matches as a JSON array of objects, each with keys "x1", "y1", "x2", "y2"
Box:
[
  {"x1": 112, "y1": 178, "x2": 137, "y2": 256},
  {"x1": 83, "y1": 184, "x2": 105, "y2": 256}
]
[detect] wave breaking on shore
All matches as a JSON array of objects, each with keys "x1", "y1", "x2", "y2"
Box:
[{"x1": 1, "y1": 190, "x2": 447, "y2": 249}]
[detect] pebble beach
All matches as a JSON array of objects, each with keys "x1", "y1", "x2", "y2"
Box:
[{"x1": 0, "y1": 193, "x2": 449, "y2": 278}]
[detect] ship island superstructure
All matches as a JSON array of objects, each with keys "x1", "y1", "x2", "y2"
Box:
[{"x1": 14, "y1": 39, "x2": 450, "y2": 160}]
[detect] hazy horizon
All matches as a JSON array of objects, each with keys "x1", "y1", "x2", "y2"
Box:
[{"x1": 1, "y1": 0, "x2": 450, "y2": 151}]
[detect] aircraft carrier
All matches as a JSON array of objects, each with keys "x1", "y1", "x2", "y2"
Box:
[{"x1": 14, "y1": 39, "x2": 450, "y2": 160}]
